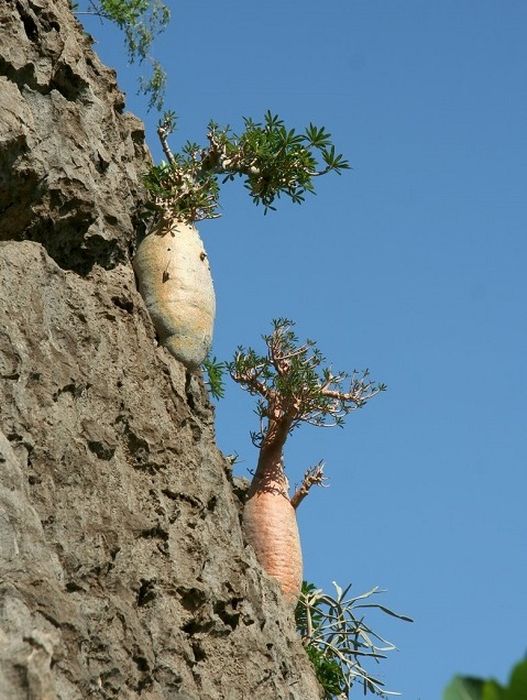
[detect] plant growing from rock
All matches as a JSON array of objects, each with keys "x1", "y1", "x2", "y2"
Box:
[
  {"x1": 296, "y1": 581, "x2": 412, "y2": 699},
  {"x1": 73, "y1": 5, "x2": 350, "y2": 378},
  {"x1": 227, "y1": 319, "x2": 386, "y2": 602},
  {"x1": 134, "y1": 114, "x2": 349, "y2": 370},
  {"x1": 202, "y1": 355, "x2": 226, "y2": 400},
  {"x1": 72, "y1": 0, "x2": 170, "y2": 109}
]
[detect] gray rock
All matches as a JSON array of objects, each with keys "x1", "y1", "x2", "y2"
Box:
[
  {"x1": 0, "y1": 1, "x2": 322, "y2": 698},
  {"x1": 0, "y1": 0, "x2": 149, "y2": 273}
]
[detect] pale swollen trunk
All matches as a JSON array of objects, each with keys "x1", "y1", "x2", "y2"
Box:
[
  {"x1": 133, "y1": 218, "x2": 215, "y2": 368},
  {"x1": 243, "y1": 427, "x2": 303, "y2": 604}
]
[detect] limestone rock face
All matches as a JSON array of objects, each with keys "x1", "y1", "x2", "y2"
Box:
[
  {"x1": 0, "y1": 1, "x2": 322, "y2": 699},
  {"x1": 0, "y1": 0, "x2": 148, "y2": 273}
]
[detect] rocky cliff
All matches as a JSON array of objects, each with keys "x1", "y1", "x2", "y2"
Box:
[{"x1": 0, "y1": 1, "x2": 321, "y2": 697}]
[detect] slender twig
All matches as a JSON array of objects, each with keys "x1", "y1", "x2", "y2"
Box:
[
  {"x1": 229, "y1": 367, "x2": 274, "y2": 401},
  {"x1": 157, "y1": 125, "x2": 176, "y2": 166}
]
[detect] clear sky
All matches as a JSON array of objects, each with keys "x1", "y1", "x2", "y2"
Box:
[{"x1": 81, "y1": 2, "x2": 527, "y2": 697}]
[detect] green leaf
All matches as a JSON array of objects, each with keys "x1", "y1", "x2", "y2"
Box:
[
  {"x1": 202, "y1": 355, "x2": 226, "y2": 400},
  {"x1": 78, "y1": 0, "x2": 170, "y2": 111},
  {"x1": 505, "y1": 659, "x2": 527, "y2": 700},
  {"x1": 483, "y1": 681, "x2": 505, "y2": 700},
  {"x1": 355, "y1": 603, "x2": 414, "y2": 622},
  {"x1": 306, "y1": 645, "x2": 346, "y2": 697},
  {"x1": 443, "y1": 676, "x2": 486, "y2": 700},
  {"x1": 443, "y1": 659, "x2": 527, "y2": 700}
]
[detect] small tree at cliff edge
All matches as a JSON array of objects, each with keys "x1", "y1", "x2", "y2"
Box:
[
  {"x1": 227, "y1": 319, "x2": 386, "y2": 603},
  {"x1": 133, "y1": 111, "x2": 350, "y2": 375}
]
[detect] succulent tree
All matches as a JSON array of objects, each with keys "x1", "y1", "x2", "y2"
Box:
[
  {"x1": 134, "y1": 112, "x2": 350, "y2": 369},
  {"x1": 228, "y1": 319, "x2": 385, "y2": 602}
]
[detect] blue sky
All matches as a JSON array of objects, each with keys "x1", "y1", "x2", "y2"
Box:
[{"x1": 81, "y1": 2, "x2": 527, "y2": 697}]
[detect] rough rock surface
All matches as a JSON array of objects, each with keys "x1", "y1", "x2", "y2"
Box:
[
  {"x1": 0, "y1": 1, "x2": 322, "y2": 698},
  {"x1": 0, "y1": 0, "x2": 148, "y2": 272}
]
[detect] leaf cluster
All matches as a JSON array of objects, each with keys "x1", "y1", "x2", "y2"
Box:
[
  {"x1": 74, "y1": 0, "x2": 170, "y2": 110},
  {"x1": 296, "y1": 581, "x2": 413, "y2": 699},
  {"x1": 211, "y1": 112, "x2": 350, "y2": 211},
  {"x1": 227, "y1": 319, "x2": 385, "y2": 447},
  {"x1": 444, "y1": 658, "x2": 527, "y2": 700},
  {"x1": 91, "y1": 0, "x2": 170, "y2": 63},
  {"x1": 201, "y1": 355, "x2": 226, "y2": 400},
  {"x1": 143, "y1": 155, "x2": 221, "y2": 224},
  {"x1": 144, "y1": 111, "x2": 350, "y2": 223}
]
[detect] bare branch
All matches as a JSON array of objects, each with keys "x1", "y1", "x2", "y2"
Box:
[
  {"x1": 290, "y1": 461, "x2": 328, "y2": 509},
  {"x1": 229, "y1": 366, "x2": 273, "y2": 401},
  {"x1": 157, "y1": 124, "x2": 176, "y2": 166},
  {"x1": 321, "y1": 383, "x2": 383, "y2": 407},
  {"x1": 274, "y1": 344, "x2": 310, "y2": 364}
]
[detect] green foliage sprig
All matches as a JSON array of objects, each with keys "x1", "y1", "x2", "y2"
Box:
[
  {"x1": 144, "y1": 112, "x2": 351, "y2": 223},
  {"x1": 73, "y1": 0, "x2": 170, "y2": 110},
  {"x1": 202, "y1": 355, "x2": 226, "y2": 400},
  {"x1": 228, "y1": 318, "x2": 385, "y2": 450},
  {"x1": 296, "y1": 581, "x2": 413, "y2": 699}
]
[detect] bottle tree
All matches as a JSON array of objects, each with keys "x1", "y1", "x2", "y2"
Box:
[
  {"x1": 134, "y1": 112, "x2": 350, "y2": 369},
  {"x1": 228, "y1": 319, "x2": 386, "y2": 602}
]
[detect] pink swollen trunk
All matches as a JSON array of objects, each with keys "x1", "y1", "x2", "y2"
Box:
[{"x1": 243, "y1": 489, "x2": 303, "y2": 604}]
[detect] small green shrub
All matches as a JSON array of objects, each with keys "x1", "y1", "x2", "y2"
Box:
[
  {"x1": 202, "y1": 355, "x2": 226, "y2": 400},
  {"x1": 305, "y1": 644, "x2": 348, "y2": 697},
  {"x1": 296, "y1": 581, "x2": 412, "y2": 699}
]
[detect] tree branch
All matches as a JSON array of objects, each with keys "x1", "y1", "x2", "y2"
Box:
[
  {"x1": 320, "y1": 384, "x2": 382, "y2": 406},
  {"x1": 157, "y1": 124, "x2": 176, "y2": 166},
  {"x1": 229, "y1": 367, "x2": 273, "y2": 401},
  {"x1": 290, "y1": 461, "x2": 327, "y2": 509}
]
